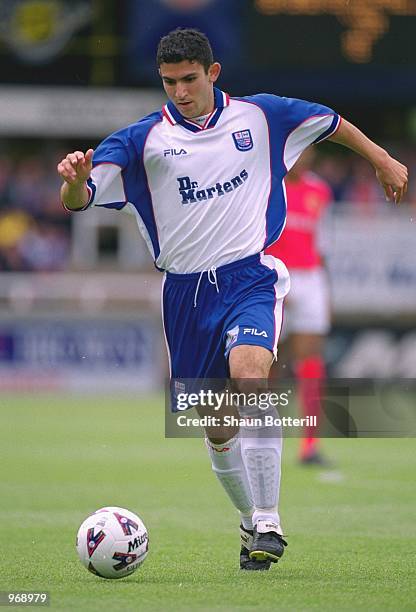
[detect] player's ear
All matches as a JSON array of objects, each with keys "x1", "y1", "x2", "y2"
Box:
[{"x1": 208, "y1": 62, "x2": 221, "y2": 83}]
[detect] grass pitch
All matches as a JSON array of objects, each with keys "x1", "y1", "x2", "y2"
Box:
[{"x1": 0, "y1": 393, "x2": 415, "y2": 611}]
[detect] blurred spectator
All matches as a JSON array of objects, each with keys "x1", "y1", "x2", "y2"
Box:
[
  {"x1": 0, "y1": 148, "x2": 71, "y2": 272},
  {"x1": 342, "y1": 158, "x2": 386, "y2": 211},
  {"x1": 9, "y1": 157, "x2": 49, "y2": 216},
  {"x1": 314, "y1": 152, "x2": 404, "y2": 212},
  {"x1": 314, "y1": 155, "x2": 352, "y2": 202},
  {"x1": 18, "y1": 222, "x2": 70, "y2": 271},
  {"x1": 0, "y1": 210, "x2": 32, "y2": 271}
]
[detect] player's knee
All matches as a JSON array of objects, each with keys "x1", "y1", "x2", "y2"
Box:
[
  {"x1": 229, "y1": 361, "x2": 272, "y2": 384},
  {"x1": 229, "y1": 375, "x2": 269, "y2": 397},
  {"x1": 205, "y1": 429, "x2": 238, "y2": 445},
  {"x1": 229, "y1": 345, "x2": 273, "y2": 381}
]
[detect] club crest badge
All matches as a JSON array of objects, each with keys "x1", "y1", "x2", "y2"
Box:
[
  {"x1": 225, "y1": 325, "x2": 239, "y2": 351},
  {"x1": 232, "y1": 130, "x2": 253, "y2": 152}
]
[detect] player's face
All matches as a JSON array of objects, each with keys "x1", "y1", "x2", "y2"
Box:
[{"x1": 159, "y1": 60, "x2": 221, "y2": 118}]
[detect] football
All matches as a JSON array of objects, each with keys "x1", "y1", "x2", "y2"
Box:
[{"x1": 76, "y1": 506, "x2": 149, "y2": 579}]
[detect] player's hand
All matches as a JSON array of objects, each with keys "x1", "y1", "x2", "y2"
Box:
[
  {"x1": 57, "y1": 149, "x2": 94, "y2": 185},
  {"x1": 375, "y1": 155, "x2": 408, "y2": 204}
]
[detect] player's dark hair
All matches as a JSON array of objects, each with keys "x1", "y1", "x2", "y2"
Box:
[{"x1": 157, "y1": 28, "x2": 214, "y2": 73}]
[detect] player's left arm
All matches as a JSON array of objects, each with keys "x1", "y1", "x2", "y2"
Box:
[{"x1": 328, "y1": 119, "x2": 408, "y2": 204}]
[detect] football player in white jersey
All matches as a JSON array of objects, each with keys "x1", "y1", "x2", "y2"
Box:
[{"x1": 58, "y1": 29, "x2": 407, "y2": 571}]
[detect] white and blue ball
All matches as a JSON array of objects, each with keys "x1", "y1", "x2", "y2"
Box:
[{"x1": 76, "y1": 506, "x2": 148, "y2": 579}]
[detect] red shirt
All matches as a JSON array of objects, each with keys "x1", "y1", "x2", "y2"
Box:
[{"x1": 266, "y1": 171, "x2": 332, "y2": 269}]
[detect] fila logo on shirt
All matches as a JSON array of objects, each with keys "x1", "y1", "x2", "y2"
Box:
[
  {"x1": 177, "y1": 169, "x2": 248, "y2": 205},
  {"x1": 243, "y1": 328, "x2": 268, "y2": 338},
  {"x1": 164, "y1": 148, "x2": 188, "y2": 157}
]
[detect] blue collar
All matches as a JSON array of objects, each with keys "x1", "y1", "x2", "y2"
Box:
[{"x1": 163, "y1": 87, "x2": 230, "y2": 132}]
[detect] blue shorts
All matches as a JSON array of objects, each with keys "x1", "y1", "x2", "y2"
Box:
[{"x1": 162, "y1": 253, "x2": 290, "y2": 409}]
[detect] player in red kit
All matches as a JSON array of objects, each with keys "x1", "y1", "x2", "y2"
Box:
[{"x1": 267, "y1": 148, "x2": 332, "y2": 464}]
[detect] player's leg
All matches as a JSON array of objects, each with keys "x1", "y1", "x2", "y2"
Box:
[
  {"x1": 197, "y1": 400, "x2": 255, "y2": 536},
  {"x1": 201, "y1": 398, "x2": 273, "y2": 570},
  {"x1": 229, "y1": 344, "x2": 287, "y2": 563},
  {"x1": 291, "y1": 333, "x2": 326, "y2": 463},
  {"x1": 204, "y1": 251, "x2": 288, "y2": 569},
  {"x1": 209, "y1": 344, "x2": 278, "y2": 570},
  {"x1": 288, "y1": 268, "x2": 330, "y2": 464},
  {"x1": 221, "y1": 254, "x2": 290, "y2": 563}
]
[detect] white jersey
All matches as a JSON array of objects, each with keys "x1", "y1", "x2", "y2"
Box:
[{"x1": 84, "y1": 88, "x2": 340, "y2": 273}]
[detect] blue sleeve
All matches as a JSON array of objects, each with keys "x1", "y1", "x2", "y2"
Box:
[
  {"x1": 92, "y1": 110, "x2": 163, "y2": 169},
  {"x1": 244, "y1": 94, "x2": 340, "y2": 172},
  {"x1": 92, "y1": 131, "x2": 131, "y2": 169},
  {"x1": 88, "y1": 111, "x2": 162, "y2": 211},
  {"x1": 250, "y1": 94, "x2": 340, "y2": 142}
]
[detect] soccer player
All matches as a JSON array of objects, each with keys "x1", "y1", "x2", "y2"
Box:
[
  {"x1": 266, "y1": 148, "x2": 333, "y2": 465},
  {"x1": 57, "y1": 28, "x2": 408, "y2": 571}
]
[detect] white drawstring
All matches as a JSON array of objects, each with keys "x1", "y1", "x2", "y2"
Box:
[
  {"x1": 208, "y1": 266, "x2": 219, "y2": 292},
  {"x1": 193, "y1": 271, "x2": 204, "y2": 309},
  {"x1": 193, "y1": 266, "x2": 219, "y2": 308}
]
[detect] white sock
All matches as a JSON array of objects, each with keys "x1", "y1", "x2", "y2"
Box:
[
  {"x1": 239, "y1": 404, "x2": 283, "y2": 530},
  {"x1": 240, "y1": 513, "x2": 254, "y2": 532},
  {"x1": 205, "y1": 434, "x2": 254, "y2": 527}
]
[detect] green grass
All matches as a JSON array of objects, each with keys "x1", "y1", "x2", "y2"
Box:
[{"x1": 0, "y1": 394, "x2": 415, "y2": 611}]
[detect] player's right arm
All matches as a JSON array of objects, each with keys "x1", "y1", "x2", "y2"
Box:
[{"x1": 57, "y1": 149, "x2": 94, "y2": 210}]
